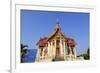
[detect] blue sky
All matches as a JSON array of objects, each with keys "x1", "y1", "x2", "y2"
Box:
[{"x1": 21, "y1": 10, "x2": 89, "y2": 55}]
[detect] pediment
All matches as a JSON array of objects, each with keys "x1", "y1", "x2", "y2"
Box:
[{"x1": 47, "y1": 29, "x2": 67, "y2": 41}]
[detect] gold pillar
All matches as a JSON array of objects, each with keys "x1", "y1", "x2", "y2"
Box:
[
  {"x1": 73, "y1": 47, "x2": 77, "y2": 59},
  {"x1": 48, "y1": 42, "x2": 50, "y2": 57},
  {"x1": 63, "y1": 40, "x2": 66, "y2": 59},
  {"x1": 69, "y1": 47, "x2": 72, "y2": 55},
  {"x1": 54, "y1": 39, "x2": 56, "y2": 58},
  {"x1": 50, "y1": 41, "x2": 53, "y2": 58},
  {"x1": 60, "y1": 39, "x2": 63, "y2": 56}
]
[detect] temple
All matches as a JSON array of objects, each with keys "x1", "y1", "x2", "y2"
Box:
[{"x1": 36, "y1": 20, "x2": 83, "y2": 62}]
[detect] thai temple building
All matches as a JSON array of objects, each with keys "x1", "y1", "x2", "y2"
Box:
[{"x1": 36, "y1": 20, "x2": 83, "y2": 62}]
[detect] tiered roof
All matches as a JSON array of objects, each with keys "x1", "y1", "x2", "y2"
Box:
[
  {"x1": 37, "y1": 20, "x2": 76, "y2": 48},
  {"x1": 37, "y1": 37, "x2": 48, "y2": 47}
]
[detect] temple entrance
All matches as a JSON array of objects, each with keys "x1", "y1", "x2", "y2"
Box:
[
  {"x1": 56, "y1": 39, "x2": 60, "y2": 59},
  {"x1": 56, "y1": 47, "x2": 60, "y2": 57},
  {"x1": 55, "y1": 47, "x2": 62, "y2": 61}
]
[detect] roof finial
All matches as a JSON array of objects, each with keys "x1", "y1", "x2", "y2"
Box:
[
  {"x1": 56, "y1": 18, "x2": 59, "y2": 24},
  {"x1": 55, "y1": 19, "x2": 61, "y2": 31}
]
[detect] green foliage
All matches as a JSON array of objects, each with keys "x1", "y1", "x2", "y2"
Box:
[
  {"x1": 21, "y1": 44, "x2": 28, "y2": 63},
  {"x1": 78, "y1": 48, "x2": 90, "y2": 60},
  {"x1": 83, "y1": 48, "x2": 90, "y2": 60}
]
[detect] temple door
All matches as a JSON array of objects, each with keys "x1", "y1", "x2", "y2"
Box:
[{"x1": 55, "y1": 47, "x2": 60, "y2": 59}]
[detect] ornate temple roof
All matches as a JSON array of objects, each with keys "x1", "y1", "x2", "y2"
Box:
[
  {"x1": 65, "y1": 38, "x2": 76, "y2": 48},
  {"x1": 37, "y1": 37, "x2": 48, "y2": 47},
  {"x1": 47, "y1": 20, "x2": 67, "y2": 41},
  {"x1": 55, "y1": 19, "x2": 61, "y2": 31},
  {"x1": 37, "y1": 20, "x2": 76, "y2": 47}
]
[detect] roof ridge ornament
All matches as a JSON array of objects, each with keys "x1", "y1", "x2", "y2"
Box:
[{"x1": 55, "y1": 19, "x2": 61, "y2": 31}]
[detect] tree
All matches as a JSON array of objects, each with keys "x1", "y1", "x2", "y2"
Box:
[
  {"x1": 21, "y1": 44, "x2": 28, "y2": 63},
  {"x1": 83, "y1": 48, "x2": 90, "y2": 60},
  {"x1": 77, "y1": 48, "x2": 90, "y2": 60}
]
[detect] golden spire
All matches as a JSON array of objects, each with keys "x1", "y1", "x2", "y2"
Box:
[{"x1": 55, "y1": 19, "x2": 61, "y2": 31}]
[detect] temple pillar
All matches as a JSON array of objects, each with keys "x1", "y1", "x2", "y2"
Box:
[
  {"x1": 48, "y1": 42, "x2": 50, "y2": 57},
  {"x1": 36, "y1": 47, "x2": 40, "y2": 61},
  {"x1": 50, "y1": 41, "x2": 53, "y2": 58},
  {"x1": 41, "y1": 48, "x2": 43, "y2": 60},
  {"x1": 60, "y1": 39, "x2": 61, "y2": 55},
  {"x1": 54, "y1": 39, "x2": 56, "y2": 58},
  {"x1": 42, "y1": 47, "x2": 45, "y2": 59},
  {"x1": 69, "y1": 47, "x2": 72, "y2": 55},
  {"x1": 62, "y1": 40, "x2": 64, "y2": 55},
  {"x1": 39, "y1": 48, "x2": 41, "y2": 60},
  {"x1": 69, "y1": 46, "x2": 72, "y2": 60},
  {"x1": 73, "y1": 47, "x2": 77, "y2": 59},
  {"x1": 63, "y1": 40, "x2": 66, "y2": 59},
  {"x1": 60, "y1": 39, "x2": 63, "y2": 57}
]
